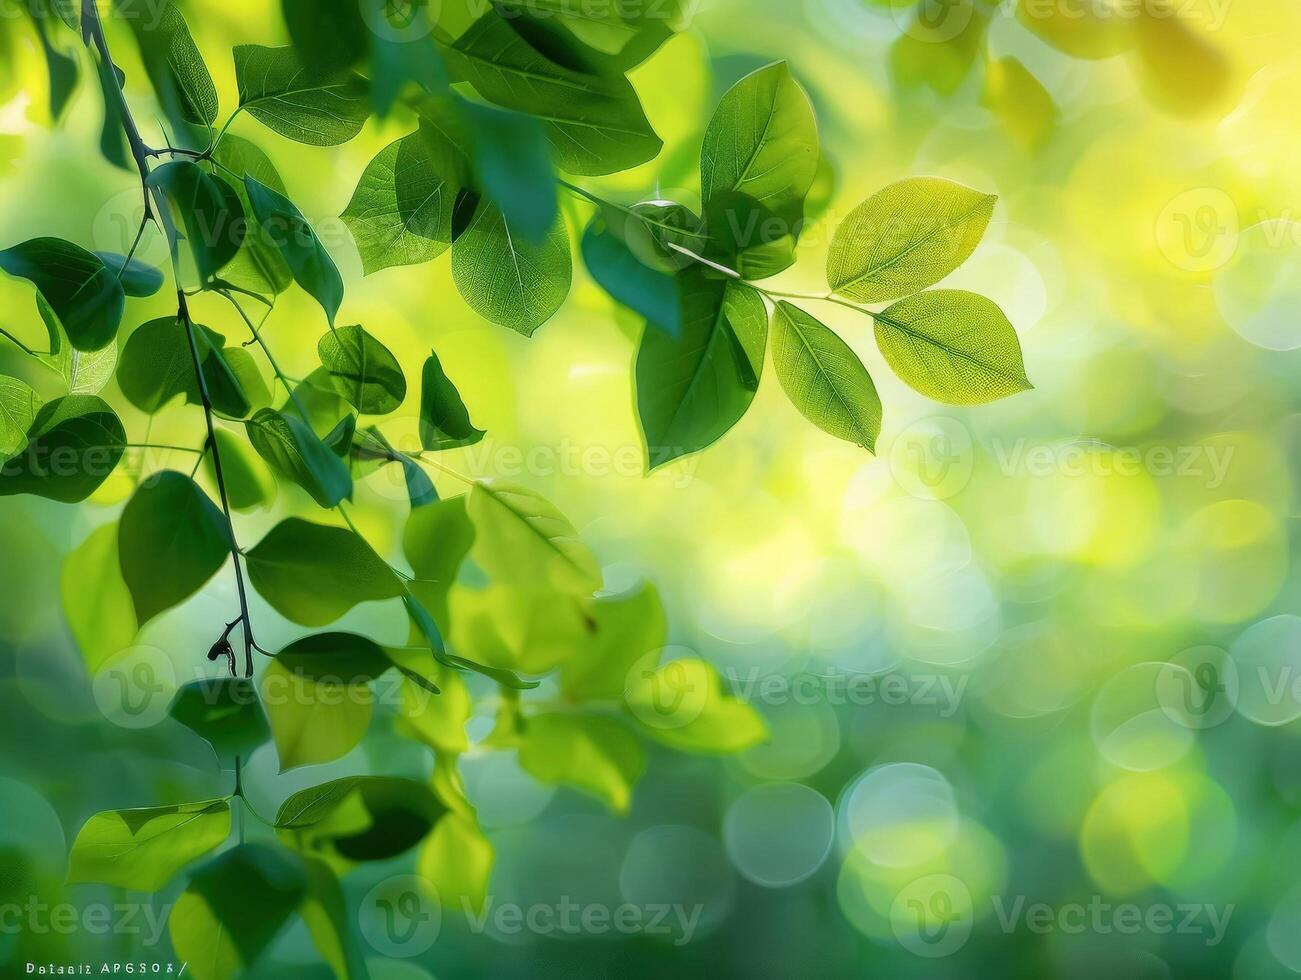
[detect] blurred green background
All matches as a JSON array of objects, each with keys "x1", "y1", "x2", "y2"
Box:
[{"x1": 2, "y1": 0, "x2": 1301, "y2": 976}]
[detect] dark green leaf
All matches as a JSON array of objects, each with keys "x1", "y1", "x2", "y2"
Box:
[
  {"x1": 581, "y1": 207, "x2": 689, "y2": 335},
  {"x1": 771, "y1": 302, "x2": 881, "y2": 451},
  {"x1": 317, "y1": 325, "x2": 406, "y2": 415},
  {"x1": 281, "y1": 0, "x2": 367, "y2": 73},
  {"x1": 148, "y1": 160, "x2": 246, "y2": 283},
  {"x1": 0, "y1": 238, "x2": 124, "y2": 351},
  {"x1": 494, "y1": 0, "x2": 680, "y2": 76},
  {"x1": 277, "y1": 632, "x2": 392, "y2": 682},
  {"x1": 95, "y1": 251, "x2": 164, "y2": 297},
  {"x1": 245, "y1": 518, "x2": 402, "y2": 626},
  {"x1": 276, "y1": 776, "x2": 446, "y2": 861},
  {"x1": 459, "y1": 99, "x2": 557, "y2": 242},
  {"x1": 875, "y1": 289, "x2": 1032, "y2": 404},
  {"x1": 169, "y1": 844, "x2": 306, "y2": 974},
  {"x1": 245, "y1": 408, "x2": 352, "y2": 507},
  {"x1": 117, "y1": 317, "x2": 254, "y2": 418},
  {"x1": 635, "y1": 272, "x2": 767, "y2": 469},
  {"x1": 419, "y1": 350, "x2": 483, "y2": 451},
  {"x1": 451, "y1": 200, "x2": 571, "y2": 336},
  {"x1": 119, "y1": 471, "x2": 230, "y2": 624},
  {"x1": 827, "y1": 177, "x2": 996, "y2": 304},
  {"x1": 169, "y1": 678, "x2": 270, "y2": 761},
  {"x1": 212, "y1": 136, "x2": 294, "y2": 295},
  {"x1": 245, "y1": 176, "x2": 344, "y2": 325},
  {"x1": 440, "y1": 14, "x2": 661, "y2": 176},
  {"x1": 234, "y1": 44, "x2": 369, "y2": 146},
  {"x1": 123, "y1": 0, "x2": 219, "y2": 128},
  {"x1": 0, "y1": 395, "x2": 125, "y2": 502}
]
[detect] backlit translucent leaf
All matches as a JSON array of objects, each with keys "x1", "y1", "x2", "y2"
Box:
[
  {"x1": 827, "y1": 177, "x2": 995, "y2": 304},
  {"x1": 771, "y1": 302, "x2": 882, "y2": 451},
  {"x1": 875, "y1": 289, "x2": 1032, "y2": 404},
  {"x1": 68, "y1": 800, "x2": 230, "y2": 891},
  {"x1": 451, "y1": 201, "x2": 571, "y2": 336},
  {"x1": 234, "y1": 44, "x2": 369, "y2": 146}
]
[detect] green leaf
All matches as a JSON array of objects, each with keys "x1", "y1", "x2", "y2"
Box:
[
  {"x1": 403, "y1": 495, "x2": 475, "y2": 624},
  {"x1": 123, "y1": 0, "x2": 219, "y2": 128},
  {"x1": 168, "y1": 844, "x2": 307, "y2": 979},
  {"x1": 245, "y1": 408, "x2": 352, "y2": 508},
  {"x1": 169, "y1": 678, "x2": 270, "y2": 761},
  {"x1": 244, "y1": 176, "x2": 344, "y2": 325},
  {"x1": 518, "y1": 713, "x2": 645, "y2": 813},
  {"x1": 626, "y1": 658, "x2": 767, "y2": 754},
  {"x1": 212, "y1": 136, "x2": 294, "y2": 295},
  {"x1": 148, "y1": 161, "x2": 246, "y2": 284},
  {"x1": 317, "y1": 325, "x2": 406, "y2": 415},
  {"x1": 67, "y1": 800, "x2": 230, "y2": 891},
  {"x1": 281, "y1": 0, "x2": 367, "y2": 74},
  {"x1": 419, "y1": 350, "x2": 484, "y2": 451},
  {"x1": 261, "y1": 660, "x2": 373, "y2": 771},
  {"x1": 0, "y1": 376, "x2": 43, "y2": 458},
  {"x1": 560, "y1": 581, "x2": 666, "y2": 702},
  {"x1": 47, "y1": 335, "x2": 119, "y2": 396},
  {"x1": 207, "y1": 428, "x2": 275, "y2": 511},
  {"x1": 95, "y1": 251, "x2": 164, "y2": 297},
  {"x1": 341, "y1": 125, "x2": 461, "y2": 275},
  {"x1": 771, "y1": 302, "x2": 882, "y2": 451},
  {"x1": 459, "y1": 99, "x2": 557, "y2": 242},
  {"x1": 0, "y1": 238, "x2": 124, "y2": 351},
  {"x1": 580, "y1": 205, "x2": 694, "y2": 335},
  {"x1": 33, "y1": 18, "x2": 78, "y2": 121},
  {"x1": 277, "y1": 632, "x2": 392, "y2": 683},
  {"x1": 875, "y1": 289, "x2": 1032, "y2": 404},
  {"x1": 299, "y1": 859, "x2": 371, "y2": 980},
  {"x1": 61, "y1": 523, "x2": 138, "y2": 675},
  {"x1": 245, "y1": 518, "x2": 402, "y2": 626},
  {"x1": 440, "y1": 14, "x2": 661, "y2": 176},
  {"x1": 492, "y1": 0, "x2": 680, "y2": 75},
  {"x1": 0, "y1": 395, "x2": 125, "y2": 503},
  {"x1": 418, "y1": 811, "x2": 493, "y2": 914},
  {"x1": 118, "y1": 471, "x2": 230, "y2": 625},
  {"x1": 467, "y1": 479, "x2": 602, "y2": 596},
  {"x1": 451, "y1": 201, "x2": 572, "y2": 336},
  {"x1": 234, "y1": 44, "x2": 369, "y2": 146},
  {"x1": 827, "y1": 177, "x2": 996, "y2": 304},
  {"x1": 277, "y1": 776, "x2": 446, "y2": 861},
  {"x1": 634, "y1": 273, "x2": 767, "y2": 469},
  {"x1": 117, "y1": 318, "x2": 253, "y2": 418},
  {"x1": 700, "y1": 61, "x2": 819, "y2": 217}
]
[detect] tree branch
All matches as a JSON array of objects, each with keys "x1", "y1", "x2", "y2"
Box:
[{"x1": 81, "y1": 0, "x2": 258, "y2": 676}]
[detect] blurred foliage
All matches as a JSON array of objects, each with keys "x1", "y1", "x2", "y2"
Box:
[{"x1": 0, "y1": 0, "x2": 1297, "y2": 977}]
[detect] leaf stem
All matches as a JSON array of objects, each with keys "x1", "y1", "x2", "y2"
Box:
[
  {"x1": 0, "y1": 327, "x2": 44, "y2": 357},
  {"x1": 81, "y1": 0, "x2": 258, "y2": 677},
  {"x1": 216, "y1": 288, "x2": 309, "y2": 421}
]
